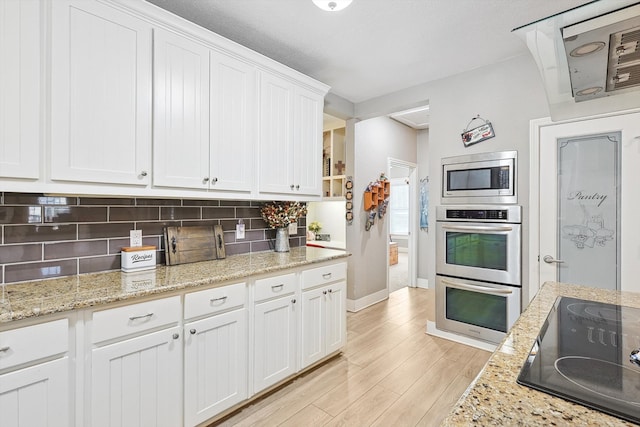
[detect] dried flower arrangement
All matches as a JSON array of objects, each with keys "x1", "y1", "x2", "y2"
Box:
[{"x1": 260, "y1": 201, "x2": 308, "y2": 229}]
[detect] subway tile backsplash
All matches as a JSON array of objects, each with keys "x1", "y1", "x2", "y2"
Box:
[{"x1": 0, "y1": 192, "x2": 306, "y2": 285}]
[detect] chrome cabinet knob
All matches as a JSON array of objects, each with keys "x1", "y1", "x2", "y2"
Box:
[
  {"x1": 211, "y1": 177, "x2": 218, "y2": 183},
  {"x1": 203, "y1": 177, "x2": 210, "y2": 183},
  {"x1": 290, "y1": 184, "x2": 295, "y2": 190},
  {"x1": 172, "y1": 333, "x2": 179, "y2": 340},
  {"x1": 291, "y1": 299, "x2": 296, "y2": 304},
  {"x1": 190, "y1": 329, "x2": 196, "y2": 335},
  {"x1": 140, "y1": 171, "x2": 148, "y2": 177}
]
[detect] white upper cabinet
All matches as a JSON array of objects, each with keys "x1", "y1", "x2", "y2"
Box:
[
  {"x1": 209, "y1": 50, "x2": 256, "y2": 192},
  {"x1": 50, "y1": 0, "x2": 152, "y2": 186},
  {"x1": 259, "y1": 71, "x2": 324, "y2": 198},
  {"x1": 153, "y1": 31, "x2": 256, "y2": 193},
  {"x1": 0, "y1": 0, "x2": 40, "y2": 180},
  {"x1": 294, "y1": 86, "x2": 324, "y2": 196},
  {"x1": 6, "y1": 0, "x2": 327, "y2": 198},
  {"x1": 153, "y1": 27, "x2": 210, "y2": 189},
  {"x1": 258, "y1": 72, "x2": 295, "y2": 195}
]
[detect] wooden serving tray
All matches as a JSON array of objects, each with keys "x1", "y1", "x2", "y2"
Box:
[{"x1": 164, "y1": 226, "x2": 224, "y2": 266}]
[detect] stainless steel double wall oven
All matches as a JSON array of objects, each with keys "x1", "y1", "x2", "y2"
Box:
[{"x1": 436, "y1": 151, "x2": 522, "y2": 344}]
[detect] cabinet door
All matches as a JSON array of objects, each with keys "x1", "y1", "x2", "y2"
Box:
[
  {"x1": 91, "y1": 327, "x2": 181, "y2": 427},
  {"x1": 293, "y1": 87, "x2": 323, "y2": 196},
  {"x1": 301, "y1": 287, "x2": 325, "y2": 368},
  {"x1": 184, "y1": 309, "x2": 248, "y2": 426},
  {"x1": 258, "y1": 72, "x2": 294, "y2": 194},
  {"x1": 50, "y1": 0, "x2": 152, "y2": 185},
  {"x1": 253, "y1": 296, "x2": 297, "y2": 393},
  {"x1": 210, "y1": 50, "x2": 256, "y2": 192},
  {"x1": 0, "y1": 0, "x2": 39, "y2": 179},
  {"x1": 0, "y1": 357, "x2": 69, "y2": 427},
  {"x1": 325, "y1": 281, "x2": 347, "y2": 355},
  {"x1": 153, "y1": 27, "x2": 210, "y2": 189}
]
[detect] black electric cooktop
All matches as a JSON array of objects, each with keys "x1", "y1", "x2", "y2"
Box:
[{"x1": 518, "y1": 296, "x2": 640, "y2": 424}]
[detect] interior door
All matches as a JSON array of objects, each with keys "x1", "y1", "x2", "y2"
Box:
[{"x1": 538, "y1": 112, "x2": 640, "y2": 292}]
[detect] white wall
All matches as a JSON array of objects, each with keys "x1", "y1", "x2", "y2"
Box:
[
  {"x1": 306, "y1": 201, "x2": 346, "y2": 247},
  {"x1": 349, "y1": 54, "x2": 551, "y2": 314},
  {"x1": 345, "y1": 116, "x2": 417, "y2": 307}
]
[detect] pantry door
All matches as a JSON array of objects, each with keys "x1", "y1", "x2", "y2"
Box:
[{"x1": 534, "y1": 111, "x2": 640, "y2": 298}]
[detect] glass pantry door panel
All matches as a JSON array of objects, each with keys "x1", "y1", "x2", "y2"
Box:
[{"x1": 557, "y1": 132, "x2": 620, "y2": 289}]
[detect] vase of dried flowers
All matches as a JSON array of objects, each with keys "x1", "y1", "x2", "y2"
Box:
[{"x1": 260, "y1": 201, "x2": 307, "y2": 252}]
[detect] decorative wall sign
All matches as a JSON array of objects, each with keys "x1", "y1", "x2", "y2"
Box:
[{"x1": 461, "y1": 115, "x2": 495, "y2": 147}]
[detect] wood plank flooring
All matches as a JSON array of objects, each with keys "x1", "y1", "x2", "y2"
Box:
[{"x1": 214, "y1": 287, "x2": 490, "y2": 427}]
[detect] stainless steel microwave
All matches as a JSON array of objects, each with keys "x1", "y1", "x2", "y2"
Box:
[{"x1": 441, "y1": 150, "x2": 517, "y2": 204}]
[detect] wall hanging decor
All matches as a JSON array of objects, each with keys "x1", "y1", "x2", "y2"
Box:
[
  {"x1": 461, "y1": 114, "x2": 495, "y2": 147},
  {"x1": 363, "y1": 173, "x2": 390, "y2": 231},
  {"x1": 345, "y1": 176, "x2": 354, "y2": 225},
  {"x1": 420, "y1": 176, "x2": 429, "y2": 230}
]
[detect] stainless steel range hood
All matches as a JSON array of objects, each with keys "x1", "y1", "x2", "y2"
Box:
[{"x1": 513, "y1": 1, "x2": 640, "y2": 121}]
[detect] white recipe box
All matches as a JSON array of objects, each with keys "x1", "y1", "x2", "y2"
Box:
[{"x1": 121, "y1": 245, "x2": 156, "y2": 272}]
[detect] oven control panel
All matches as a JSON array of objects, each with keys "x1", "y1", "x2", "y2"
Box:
[
  {"x1": 446, "y1": 209, "x2": 507, "y2": 220},
  {"x1": 436, "y1": 205, "x2": 521, "y2": 223}
]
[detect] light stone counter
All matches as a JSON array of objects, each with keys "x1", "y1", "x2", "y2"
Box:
[
  {"x1": 442, "y1": 281, "x2": 640, "y2": 427},
  {"x1": 0, "y1": 247, "x2": 349, "y2": 324}
]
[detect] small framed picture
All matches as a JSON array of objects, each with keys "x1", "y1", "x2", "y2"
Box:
[{"x1": 345, "y1": 190, "x2": 353, "y2": 200}]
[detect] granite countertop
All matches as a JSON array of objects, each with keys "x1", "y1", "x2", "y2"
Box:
[
  {"x1": 0, "y1": 247, "x2": 349, "y2": 324},
  {"x1": 442, "y1": 281, "x2": 640, "y2": 427}
]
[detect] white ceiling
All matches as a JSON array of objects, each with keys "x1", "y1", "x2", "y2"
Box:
[{"x1": 145, "y1": 0, "x2": 592, "y2": 105}]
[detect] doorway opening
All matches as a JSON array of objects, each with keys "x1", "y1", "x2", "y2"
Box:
[{"x1": 388, "y1": 158, "x2": 417, "y2": 293}]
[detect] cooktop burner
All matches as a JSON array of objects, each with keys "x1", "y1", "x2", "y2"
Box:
[{"x1": 518, "y1": 296, "x2": 640, "y2": 424}]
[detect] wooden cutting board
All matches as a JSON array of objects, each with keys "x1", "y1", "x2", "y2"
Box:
[{"x1": 164, "y1": 225, "x2": 225, "y2": 266}]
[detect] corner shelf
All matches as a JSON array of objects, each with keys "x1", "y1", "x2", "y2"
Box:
[{"x1": 322, "y1": 126, "x2": 346, "y2": 198}]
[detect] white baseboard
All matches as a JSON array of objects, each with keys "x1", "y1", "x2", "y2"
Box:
[
  {"x1": 426, "y1": 321, "x2": 496, "y2": 352},
  {"x1": 416, "y1": 278, "x2": 429, "y2": 289},
  {"x1": 346, "y1": 288, "x2": 389, "y2": 312}
]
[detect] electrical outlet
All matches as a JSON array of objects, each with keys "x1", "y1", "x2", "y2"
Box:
[
  {"x1": 236, "y1": 223, "x2": 245, "y2": 239},
  {"x1": 288, "y1": 222, "x2": 298, "y2": 235},
  {"x1": 130, "y1": 230, "x2": 143, "y2": 247}
]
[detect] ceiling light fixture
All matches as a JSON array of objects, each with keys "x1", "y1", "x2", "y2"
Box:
[
  {"x1": 575, "y1": 86, "x2": 603, "y2": 96},
  {"x1": 312, "y1": 0, "x2": 352, "y2": 12},
  {"x1": 569, "y1": 41, "x2": 606, "y2": 57}
]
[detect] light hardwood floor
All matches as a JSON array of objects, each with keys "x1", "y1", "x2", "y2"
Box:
[{"x1": 215, "y1": 287, "x2": 490, "y2": 427}]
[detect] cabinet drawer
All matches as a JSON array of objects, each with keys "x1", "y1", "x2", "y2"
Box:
[
  {"x1": 301, "y1": 262, "x2": 347, "y2": 290},
  {"x1": 184, "y1": 282, "x2": 246, "y2": 319},
  {"x1": 92, "y1": 296, "x2": 181, "y2": 344},
  {"x1": 0, "y1": 318, "x2": 68, "y2": 370},
  {"x1": 254, "y1": 273, "x2": 297, "y2": 303}
]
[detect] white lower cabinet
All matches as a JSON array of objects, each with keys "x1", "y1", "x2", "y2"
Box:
[
  {"x1": 183, "y1": 284, "x2": 248, "y2": 426},
  {"x1": 301, "y1": 262, "x2": 347, "y2": 369},
  {"x1": 0, "y1": 260, "x2": 347, "y2": 427},
  {"x1": 301, "y1": 281, "x2": 346, "y2": 368},
  {"x1": 0, "y1": 319, "x2": 70, "y2": 427},
  {"x1": 88, "y1": 296, "x2": 182, "y2": 427},
  {"x1": 253, "y1": 273, "x2": 299, "y2": 393}
]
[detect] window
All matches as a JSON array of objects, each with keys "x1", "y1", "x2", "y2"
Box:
[{"x1": 389, "y1": 180, "x2": 409, "y2": 235}]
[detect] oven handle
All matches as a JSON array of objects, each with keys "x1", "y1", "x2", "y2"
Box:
[
  {"x1": 441, "y1": 278, "x2": 514, "y2": 295},
  {"x1": 441, "y1": 224, "x2": 513, "y2": 232}
]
